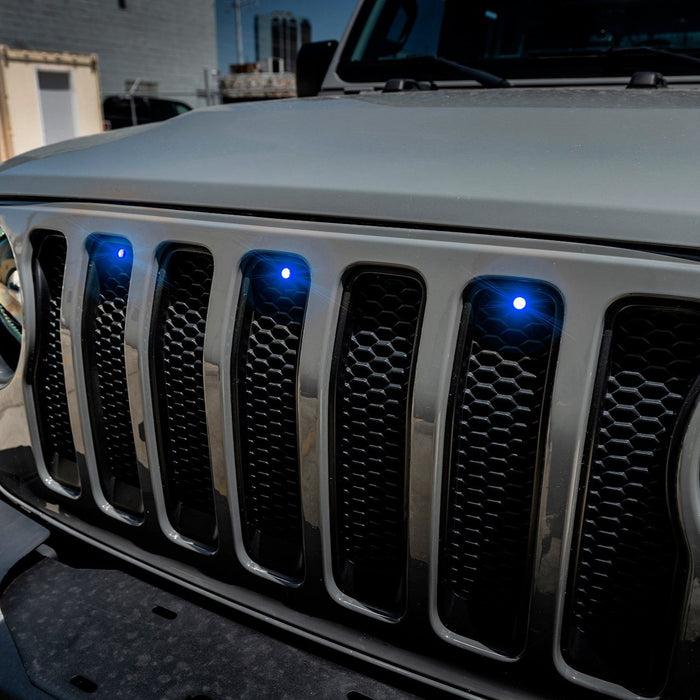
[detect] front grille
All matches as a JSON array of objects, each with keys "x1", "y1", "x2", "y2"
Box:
[
  {"x1": 330, "y1": 269, "x2": 424, "y2": 617},
  {"x1": 232, "y1": 253, "x2": 310, "y2": 580},
  {"x1": 31, "y1": 232, "x2": 79, "y2": 490},
  {"x1": 8, "y1": 208, "x2": 700, "y2": 700},
  {"x1": 151, "y1": 246, "x2": 216, "y2": 545},
  {"x1": 82, "y1": 236, "x2": 141, "y2": 515},
  {"x1": 564, "y1": 301, "x2": 700, "y2": 696},
  {"x1": 438, "y1": 279, "x2": 562, "y2": 657}
]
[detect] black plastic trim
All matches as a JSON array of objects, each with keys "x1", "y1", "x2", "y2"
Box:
[
  {"x1": 438, "y1": 277, "x2": 563, "y2": 657},
  {"x1": 231, "y1": 251, "x2": 310, "y2": 581},
  {"x1": 329, "y1": 266, "x2": 425, "y2": 618}
]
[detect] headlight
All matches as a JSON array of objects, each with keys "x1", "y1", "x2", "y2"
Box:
[{"x1": 0, "y1": 227, "x2": 22, "y2": 375}]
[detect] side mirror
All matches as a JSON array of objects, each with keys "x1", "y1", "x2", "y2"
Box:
[{"x1": 296, "y1": 40, "x2": 339, "y2": 97}]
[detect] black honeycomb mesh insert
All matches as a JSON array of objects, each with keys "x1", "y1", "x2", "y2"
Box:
[
  {"x1": 151, "y1": 247, "x2": 216, "y2": 544},
  {"x1": 83, "y1": 237, "x2": 141, "y2": 515},
  {"x1": 438, "y1": 280, "x2": 561, "y2": 656},
  {"x1": 32, "y1": 233, "x2": 79, "y2": 490},
  {"x1": 331, "y1": 269, "x2": 424, "y2": 616},
  {"x1": 233, "y1": 254, "x2": 310, "y2": 579},
  {"x1": 565, "y1": 301, "x2": 700, "y2": 696}
]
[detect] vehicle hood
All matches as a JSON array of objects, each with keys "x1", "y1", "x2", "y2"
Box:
[{"x1": 1, "y1": 89, "x2": 700, "y2": 250}]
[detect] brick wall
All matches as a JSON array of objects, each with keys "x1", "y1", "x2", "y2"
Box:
[{"x1": 0, "y1": 0, "x2": 216, "y2": 106}]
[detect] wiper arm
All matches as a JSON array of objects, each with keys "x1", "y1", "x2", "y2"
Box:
[{"x1": 401, "y1": 55, "x2": 511, "y2": 88}]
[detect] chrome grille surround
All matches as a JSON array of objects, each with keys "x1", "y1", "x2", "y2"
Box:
[{"x1": 0, "y1": 201, "x2": 698, "y2": 700}]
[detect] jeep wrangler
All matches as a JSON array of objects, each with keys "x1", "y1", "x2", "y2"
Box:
[{"x1": 1, "y1": 1, "x2": 699, "y2": 698}]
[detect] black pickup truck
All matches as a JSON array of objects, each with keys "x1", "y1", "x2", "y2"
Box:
[{"x1": 1, "y1": 1, "x2": 700, "y2": 698}]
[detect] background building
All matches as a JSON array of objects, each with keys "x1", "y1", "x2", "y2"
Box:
[
  {"x1": 0, "y1": 0, "x2": 217, "y2": 106},
  {"x1": 0, "y1": 46, "x2": 103, "y2": 160},
  {"x1": 216, "y1": 0, "x2": 355, "y2": 76},
  {"x1": 254, "y1": 12, "x2": 311, "y2": 73}
]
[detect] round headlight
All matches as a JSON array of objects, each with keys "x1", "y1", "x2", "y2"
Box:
[{"x1": 0, "y1": 227, "x2": 22, "y2": 374}]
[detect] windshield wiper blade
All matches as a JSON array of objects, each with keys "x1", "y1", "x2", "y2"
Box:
[
  {"x1": 606, "y1": 45, "x2": 700, "y2": 68},
  {"x1": 401, "y1": 55, "x2": 511, "y2": 88},
  {"x1": 530, "y1": 45, "x2": 700, "y2": 69}
]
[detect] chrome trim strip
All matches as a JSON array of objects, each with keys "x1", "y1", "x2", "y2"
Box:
[
  {"x1": 676, "y1": 400, "x2": 700, "y2": 632},
  {"x1": 123, "y1": 237, "x2": 159, "y2": 531},
  {"x1": 675, "y1": 394, "x2": 700, "y2": 697},
  {"x1": 527, "y1": 286, "x2": 606, "y2": 663},
  {"x1": 201, "y1": 246, "x2": 236, "y2": 556},
  {"x1": 297, "y1": 256, "x2": 340, "y2": 592},
  {"x1": 0, "y1": 212, "x2": 33, "y2": 476},
  {"x1": 409, "y1": 273, "x2": 462, "y2": 631},
  {"x1": 59, "y1": 234, "x2": 88, "y2": 481},
  {"x1": 217, "y1": 249, "x2": 260, "y2": 580},
  {"x1": 317, "y1": 261, "x2": 385, "y2": 618}
]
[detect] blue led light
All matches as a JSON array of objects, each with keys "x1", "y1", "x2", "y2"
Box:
[
  {"x1": 280, "y1": 267, "x2": 291, "y2": 279},
  {"x1": 513, "y1": 296, "x2": 527, "y2": 310},
  {"x1": 117, "y1": 248, "x2": 126, "y2": 259}
]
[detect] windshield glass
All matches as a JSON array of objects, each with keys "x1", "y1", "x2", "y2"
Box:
[{"x1": 339, "y1": 0, "x2": 700, "y2": 82}]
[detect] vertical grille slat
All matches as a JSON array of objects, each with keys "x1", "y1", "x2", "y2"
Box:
[
  {"x1": 82, "y1": 236, "x2": 141, "y2": 515},
  {"x1": 331, "y1": 269, "x2": 424, "y2": 617},
  {"x1": 438, "y1": 279, "x2": 561, "y2": 656},
  {"x1": 564, "y1": 301, "x2": 700, "y2": 696},
  {"x1": 32, "y1": 233, "x2": 79, "y2": 490},
  {"x1": 151, "y1": 246, "x2": 216, "y2": 545},
  {"x1": 232, "y1": 254, "x2": 310, "y2": 580}
]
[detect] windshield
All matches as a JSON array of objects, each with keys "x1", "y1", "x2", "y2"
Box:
[{"x1": 339, "y1": 0, "x2": 700, "y2": 82}]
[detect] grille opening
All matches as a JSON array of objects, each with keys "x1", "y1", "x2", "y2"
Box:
[
  {"x1": 564, "y1": 300, "x2": 700, "y2": 696},
  {"x1": 151, "y1": 246, "x2": 216, "y2": 546},
  {"x1": 232, "y1": 253, "x2": 310, "y2": 581},
  {"x1": 438, "y1": 278, "x2": 562, "y2": 657},
  {"x1": 330, "y1": 268, "x2": 425, "y2": 617},
  {"x1": 31, "y1": 232, "x2": 79, "y2": 491},
  {"x1": 82, "y1": 236, "x2": 141, "y2": 516}
]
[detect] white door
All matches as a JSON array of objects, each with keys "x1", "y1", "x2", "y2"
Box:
[{"x1": 37, "y1": 70, "x2": 76, "y2": 145}]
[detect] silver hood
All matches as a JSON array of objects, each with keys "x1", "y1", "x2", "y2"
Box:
[{"x1": 1, "y1": 88, "x2": 700, "y2": 250}]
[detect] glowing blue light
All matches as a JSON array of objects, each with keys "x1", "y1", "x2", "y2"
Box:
[
  {"x1": 512, "y1": 296, "x2": 527, "y2": 310},
  {"x1": 280, "y1": 267, "x2": 291, "y2": 280},
  {"x1": 117, "y1": 248, "x2": 126, "y2": 259}
]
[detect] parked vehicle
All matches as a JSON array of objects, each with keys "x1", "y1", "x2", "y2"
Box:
[
  {"x1": 103, "y1": 95, "x2": 191, "y2": 129},
  {"x1": 1, "y1": 1, "x2": 699, "y2": 698}
]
